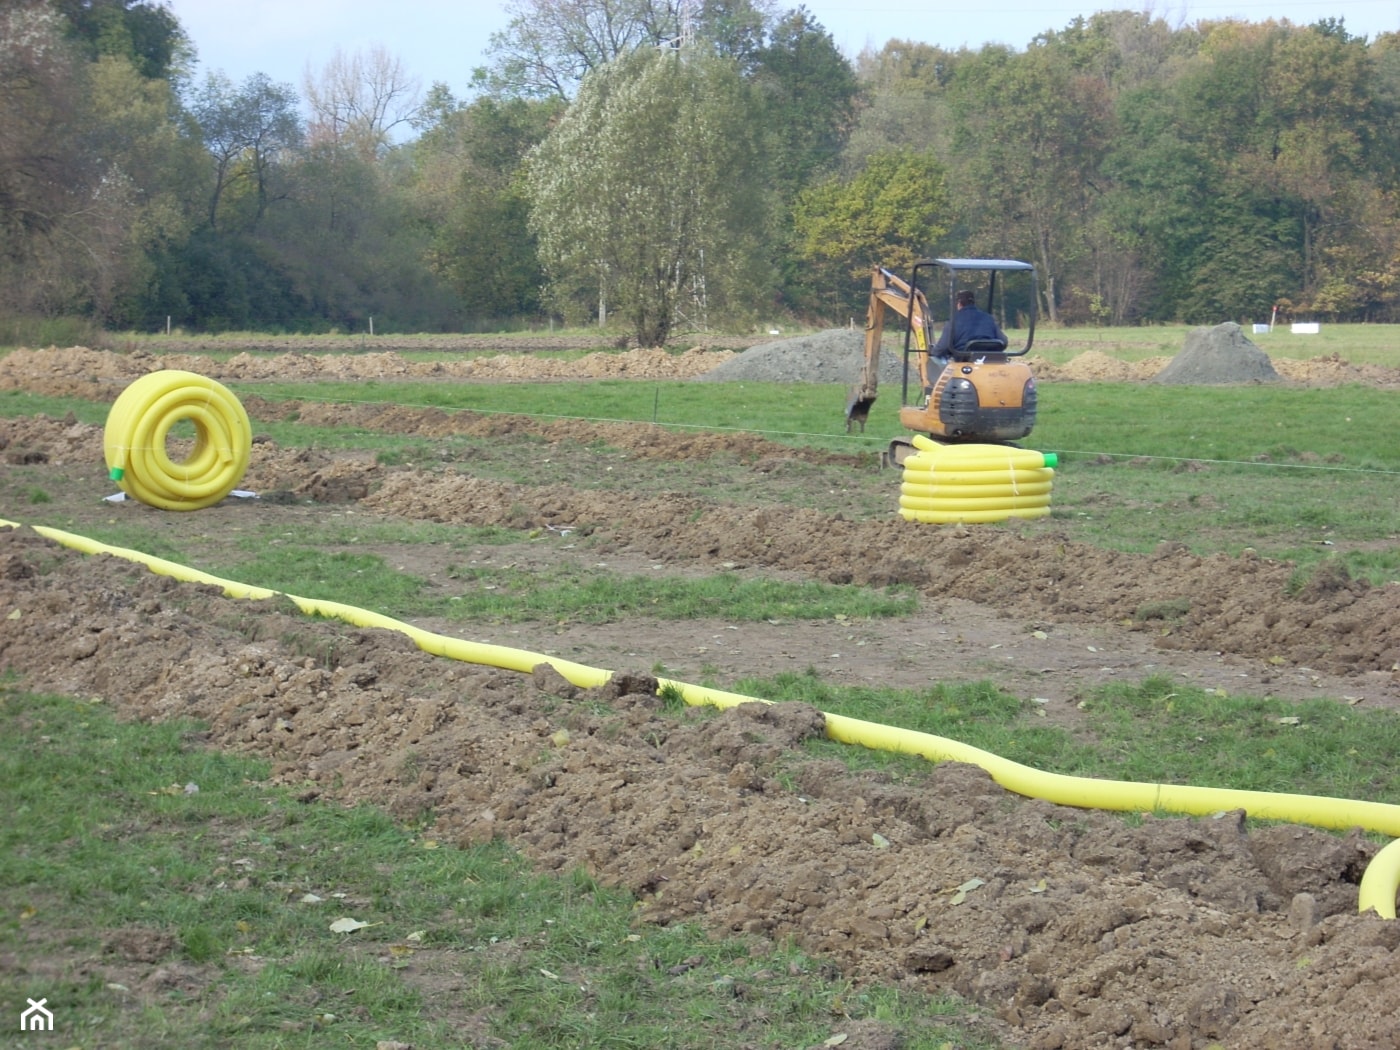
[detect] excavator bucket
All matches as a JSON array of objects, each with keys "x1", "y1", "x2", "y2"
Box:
[{"x1": 845, "y1": 386, "x2": 876, "y2": 432}]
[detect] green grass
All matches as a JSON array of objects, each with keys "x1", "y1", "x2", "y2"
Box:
[
  {"x1": 0, "y1": 688, "x2": 995, "y2": 1050},
  {"x1": 234, "y1": 373, "x2": 1400, "y2": 467},
  {"x1": 238, "y1": 377, "x2": 1400, "y2": 584},
  {"x1": 432, "y1": 568, "x2": 917, "y2": 625},
  {"x1": 185, "y1": 543, "x2": 919, "y2": 626}
]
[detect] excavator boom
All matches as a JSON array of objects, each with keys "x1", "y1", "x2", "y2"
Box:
[{"x1": 845, "y1": 267, "x2": 935, "y2": 432}]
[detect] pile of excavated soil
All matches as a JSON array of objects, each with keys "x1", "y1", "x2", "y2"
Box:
[
  {"x1": 1155, "y1": 323, "x2": 1281, "y2": 385},
  {"x1": 696, "y1": 328, "x2": 901, "y2": 385},
  {"x1": 7, "y1": 336, "x2": 1400, "y2": 396}
]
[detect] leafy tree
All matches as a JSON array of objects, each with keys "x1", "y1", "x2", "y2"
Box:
[
  {"x1": 480, "y1": 0, "x2": 783, "y2": 99},
  {"x1": 751, "y1": 6, "x2": 858, "y2": 201},
  {"x1": 1114, "y1": 19, "x2": 1383, "y2": 321},
  {"x1": 409, "y1": 92, "x2": 560, "y2": 324},
  {"x1": 480, "y1": 0, "x2": 682, "y2": 99},
  {"x1": 790, "y1": 149, "x2": 949, "y2": 316},
  {"x1": 0, "y1": 1, "x2": 198, "y2": 325},
  {"x1": 696, "y1": 0, "x2": 774, "y2": 70},
  {"x1": 844, "y1": 40, "x2": 966, "y2": 175},
  {"x1": 0, "y1": 2, "x2": 91, "y2": 318},
  {"x1": 946, "y1": 42, "x2": 1115, "y2": 322},
  {"x1": 526, "y1": 46, "x2": 773, "y2": 344},
  {"x1": 189, "y1": 72, "x2": 303, "y2": 232},
  {"x1": 80, "y1": 55, "x2": 205, "y2": 325},
  {"x1": 54, "y1": 0, "x2": 189, "y2": 81}
]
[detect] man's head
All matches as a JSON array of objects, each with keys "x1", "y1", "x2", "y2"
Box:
[{"x1": 955, "y1": 289, "x2": 976, "y2": 309}]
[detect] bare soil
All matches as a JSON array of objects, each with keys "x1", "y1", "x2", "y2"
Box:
[{"x1": 3, "y1": 342, "x2": 1400, "y2": 1050}]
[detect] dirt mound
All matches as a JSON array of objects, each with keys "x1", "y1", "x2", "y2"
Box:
[
  {"x1": 0, "y1": 344, "x2": 738, "y2": 392},
  {"x1": 696, "y1": 329, "x2": 909, "y2": 386},
  {"x1": 1029, "y1": 350, "x2": 1170, "y2": 382},
  {"x1": 1155, "y1": 323, "x2": 1281, "y2": 385}
]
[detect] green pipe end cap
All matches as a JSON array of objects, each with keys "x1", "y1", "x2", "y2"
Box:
[
  {"x1": 109, "y1": 466, "x2": 125, "y2": 481},
  {"x1": 1043, "y1": 452, "x2": 1059, "y2": 468}
]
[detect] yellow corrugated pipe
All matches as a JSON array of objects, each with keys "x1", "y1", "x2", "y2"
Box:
[
  {"x1": 900, "y1": 437, "x2": 1056, "y2": 524},
  {"x1": 5, "y1": 518, "x2": 1397, "y2": 919},
  {"x1": 103, "y1": 370, "x2": 252, "y2": 511}
]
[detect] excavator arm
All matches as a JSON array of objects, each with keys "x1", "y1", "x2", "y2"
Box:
[{"x1": 845, "y1": 266, "x2": 937, "y2": 432}]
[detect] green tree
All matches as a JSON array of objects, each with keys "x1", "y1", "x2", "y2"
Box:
[
  {"x1": 55, "y1": 0, "x2": 189, "y2": 81},
  {"x1": 751, "y1": 6, "x2": 858, "y2": 201},
  {"x1": 1107, "y1": 19, "x2": 1387, "y2": 321},
  {"x1": 790, "y1": 149, "x2": 949, "y2": 316},
  {"x1": 80, "y1": 55, "x2": 204, "y2": 325},
  {"x1": 844, "y1": 41, "x2": 965, "y2": 175},
  {"x1": 946, "y1": 42, "x2": 1115, "y2": 322},
  {"x1": 189, "y1": 72, "x2": 303, "y2": 232},
  {"x1": 410, "y1": 91, "x2": 561, "y2": 324},
  {"x1": 0, "y1": 1, "x2": 199, "y2": 325},
  {"x1": 526, "y1": 47, "x2": 773, "y2": 344},
  {"x1": 480, "y1": 0, "x2": 682, "y2": 99}
]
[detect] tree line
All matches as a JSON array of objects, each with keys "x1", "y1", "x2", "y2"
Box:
[{"x1": 3, "y1": 0, "x2": 1398, "y2": 346}]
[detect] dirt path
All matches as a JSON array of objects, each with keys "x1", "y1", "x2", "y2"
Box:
[{"x1": 3, "y1": 345, "x2": 1400, "y2": 1049}]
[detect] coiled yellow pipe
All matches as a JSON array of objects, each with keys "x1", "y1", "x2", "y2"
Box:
[
  {"x1": 900, "y1": 439, "x2": 1055, "y2": 525},
  {"x1": 103, "y1": 370, "x2": 252, "y2": 511},
  {"x1": 5, "y1": 519, "x2": 1397, "y2": 918},
  {"x1": 900, "y1": 480, "x2": 1056, "y2": 499}
]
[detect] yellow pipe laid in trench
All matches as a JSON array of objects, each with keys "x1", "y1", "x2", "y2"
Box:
[{"x1": 7, "y1": 518, "x2": 1399, "y2": 919}]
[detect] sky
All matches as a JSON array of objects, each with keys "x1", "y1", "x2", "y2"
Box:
[{"x1": 167, "y1": 0, "x2": 1400, "y2": 100}]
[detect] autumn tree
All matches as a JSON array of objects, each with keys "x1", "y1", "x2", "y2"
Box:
[
  {"x1": 0, "y1": 0, "x2": 199, "y2": 325},
  {"x1": 526, "y1": 46, "x2": 772, "y2": 344},
  {"x1": 303, "y1": 46, "x2": 421, "y2": 158}
]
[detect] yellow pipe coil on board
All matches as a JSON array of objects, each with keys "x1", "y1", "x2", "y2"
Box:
[
  {"x1": 103, "y1": 370, "x2": 252, "y2": 511},
  {"x1": 899, "y1": 436, "x2": 1057, "y2": 525},
  {"x1": 5, "y1": 517, "x2": 1400, "y2": 920}
]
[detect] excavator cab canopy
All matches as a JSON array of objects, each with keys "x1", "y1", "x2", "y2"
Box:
[{"x1": 919, "y1": 258, "x2": 1037, "y2": 359}]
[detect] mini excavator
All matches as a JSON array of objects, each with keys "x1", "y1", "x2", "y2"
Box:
[{"x1": 845, "y1": 258, "x2": 1038, "y2": 467}]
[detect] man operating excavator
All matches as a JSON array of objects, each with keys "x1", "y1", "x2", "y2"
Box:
[{"x1": 930, "y1": 289, "x2": 1007, "y2": 364}]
